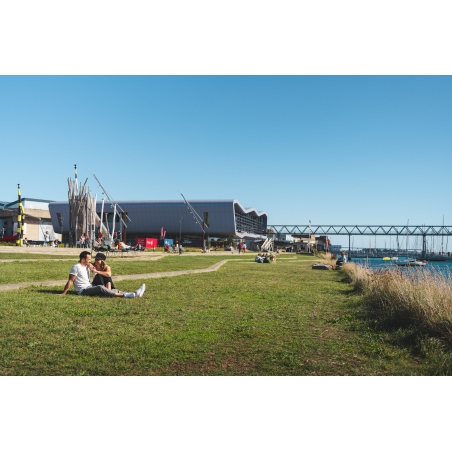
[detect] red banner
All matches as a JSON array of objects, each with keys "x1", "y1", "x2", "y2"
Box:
[
  {"x1": 0, "y1": 234, "x2": 17, "y2": 242},
  {"x1": 135, "y1": 238, "x2": 158, "y2": 248}
]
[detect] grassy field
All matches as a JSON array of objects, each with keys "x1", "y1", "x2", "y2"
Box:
[
  {"x1": 0, "y1": 255, "x2": 257, "y2": 285},
  {"x1": 0, "y1": 253, "x2": 78, "y2": 260},
  {"x1": 1, "y1": 253, "x2": 447, "y2": 375}
]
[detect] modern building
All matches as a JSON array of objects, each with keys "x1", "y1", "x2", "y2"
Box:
[
  {"x1": 48, "y1": 199, "x2": 267, "y2": 244},
  {"x1": 329, "y1": 244, "x2": 342, "y2": 253},
  {"x1": 0, "y1": 198, "x2": 61, "y2": 242}
]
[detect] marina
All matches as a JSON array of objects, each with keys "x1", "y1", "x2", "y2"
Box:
[{"x1": 349, "y1": 257, "x2": 452, "y2": 272}]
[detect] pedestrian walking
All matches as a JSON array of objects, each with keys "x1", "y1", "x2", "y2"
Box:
[
  {"x1": 0, "y1": 226, "x2": 4, "y2": 238},
  {"x1": 238, "y1": 242, "x2": 242, "y2": 254}
]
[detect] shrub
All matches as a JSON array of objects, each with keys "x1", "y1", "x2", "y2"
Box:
[{"x1": 342, "y1": 263, "x2": 452, "y2": 343}]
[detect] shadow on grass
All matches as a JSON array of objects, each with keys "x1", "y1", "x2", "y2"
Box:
[{"x1": 35, "y1": 288, "x2": 71, "y2": 295}]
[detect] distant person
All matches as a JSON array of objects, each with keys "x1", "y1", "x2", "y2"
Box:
[
  {"x1": 23, "y1": 237, "x2": 29, "y2": 247},
  {"x1": 238, "y1": 242, "x2": 242, "y2": 254},
  {"x1": 336, "y1": 251, "x2": 348, "y2": 267},
  {"x1": 91, "y1": 253, "x2": 115, "y2": 290},
  {"x1": 44, "y1": 231, "x2": 50, "y2": 247},
  {"x1": 79, "y1": 235, "x2": 85, "y2": 248},
  {"x1": 85, "y1": 234, "x2": 90, "y2": 248},
  {"x1": 243, "y1": 243, "x2": 246, "y2": 253},
  {"x1": 0, "y1": 226, "x2": 4, "y2": 238},
  {"x1": 119, "y1": 241, "x2": 130, "y2": 249},
  {"x1": 59, "y1": 251, "x2": 145, "y2": 298}
]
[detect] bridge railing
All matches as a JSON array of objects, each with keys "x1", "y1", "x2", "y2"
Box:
[{"x1": 267, "y1": 225, "x2": 452, "y2": 236}]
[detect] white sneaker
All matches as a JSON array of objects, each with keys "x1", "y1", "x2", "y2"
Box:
[
  {"x1": 135, "y1": 284, "x2": 146, "y2": 298},
  {"x1": 124, "y1": 292, "x2": 136, "y2": 299}
]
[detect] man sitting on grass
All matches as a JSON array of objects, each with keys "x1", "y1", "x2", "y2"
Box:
[{"x1": 59, "y1": 251, "x2": 145, "y2": 299}]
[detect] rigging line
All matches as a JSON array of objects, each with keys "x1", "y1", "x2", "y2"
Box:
[
  {"x1": 178, "y1": 191, "x2": 204, "y2": 225},
  {"x1": 178, "y1": 191, "x2": 209, "y2": 231},
  {"x1": 87, "y1": 169, "x2": 131, "y2": 227}
]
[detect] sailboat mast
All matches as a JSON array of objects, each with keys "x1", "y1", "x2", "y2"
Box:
[{"x1": 406, "y1": 220, "x2": 409, "y2": 258}]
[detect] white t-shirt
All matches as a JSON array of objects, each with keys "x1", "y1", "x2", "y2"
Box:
[{"x1": 69, "y1": 263, "x2": 92, "y2": 294}]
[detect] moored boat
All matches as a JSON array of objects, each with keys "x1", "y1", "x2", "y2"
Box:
[{"x1": 396, "y1": 258, "x2": 426, "y2": 267}]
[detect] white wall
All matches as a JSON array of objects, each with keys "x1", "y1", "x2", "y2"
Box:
[{"x1": 39, "y1": 221, "x2": 58, "y2": 241}]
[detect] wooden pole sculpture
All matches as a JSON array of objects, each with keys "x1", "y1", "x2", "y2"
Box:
[
  {"x1": 68, "y1": 169, "x2": 94, "y2": 249},
  {"x1": 16, "y1": 184, "x2": 25, "y2": 246}
]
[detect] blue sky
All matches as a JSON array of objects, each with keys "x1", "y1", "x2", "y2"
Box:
[{"x1": 1, "y1": 76, "x2": 451, "y2": 247}]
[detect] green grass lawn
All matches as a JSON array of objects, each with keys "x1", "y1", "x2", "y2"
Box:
[
  {"x1": 0, "y1": 255, "x2": 446, "y2": 375},
  {"x1": 0, "y1": 255, "x2": 259, "y2": 285},
  {"x1": 0, "y1": 253, "x2": 78, "y2": 260}
]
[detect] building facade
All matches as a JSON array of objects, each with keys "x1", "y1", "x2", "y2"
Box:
[
  {"x1": 48, "y1": 199, "x2": 267, "y2": 243},
  {"x1": 0, "y1": 198, "x2": 60, "y2": 242}
]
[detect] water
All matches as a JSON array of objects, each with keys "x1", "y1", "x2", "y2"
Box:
[{"x1": 350, "y1": 257, "x2": 452, "y2": 273}]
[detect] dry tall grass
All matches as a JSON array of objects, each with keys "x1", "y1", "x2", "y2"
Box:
[
  {"x1": 342, "y1": 263, "x2": 452, "y2": 342},
  {"x1": 315, "y1": 252, "x2": 335, "y2": 266}
]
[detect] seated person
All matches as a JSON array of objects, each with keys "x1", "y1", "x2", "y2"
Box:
[
  {"x1": 91, "y1": 252, "x2": 115, "y2": 290},
  {"x1": 255, "y1": 254, "x2": 264, "y2": 263},
  {"x1": 23, "y1": 237, "x2": 30, "y2": 247},
  {"x1": 59, "y1": 251, "x2": 145, "y2": 298},
  {"x1": 263, "y1": 253, "x2": 270, "y2": 263},
  {"x1": 336, "y1": 251, "x2": 348, "y2": 266},
  {"x1": 134, "y1": 243, "x2": 143, "y2": 251},
  {"x1": 119, "y1": 241, "x2": 131, "y2": 249}
]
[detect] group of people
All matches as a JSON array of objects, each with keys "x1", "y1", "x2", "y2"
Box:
[
  {"x1": 60, "y1": 251, "x2": 146, "y2": 298},
  {"x1": 255, "y1": 253, "x2": 271, "y2": 263},
  {"x1": 77, "y1": 234, "x2": 91, "y2": 248},
  {"x1": 237, "y1": 242, "x2": 247, "y2": 253}
]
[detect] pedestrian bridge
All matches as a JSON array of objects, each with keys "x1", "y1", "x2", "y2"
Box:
[{"x1": 268, "y1": 225, "x2": 452, "y2": 236}]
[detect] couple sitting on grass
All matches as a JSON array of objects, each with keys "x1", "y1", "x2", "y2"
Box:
[{"x1": 59, "y1": 251, "x2": 145, "y2": 299}]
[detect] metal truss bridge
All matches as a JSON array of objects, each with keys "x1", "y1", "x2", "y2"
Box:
[
  {"x1": 268, "y1": 225, "x2": 452, "y2": 236},
  {"x1": 267, "y1": 225, "x2": 452, "y2": 258}
]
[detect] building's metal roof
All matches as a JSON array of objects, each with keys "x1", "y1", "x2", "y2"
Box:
[{"x1": 4, "y1": 198, "x2": 55, "y2": 208}]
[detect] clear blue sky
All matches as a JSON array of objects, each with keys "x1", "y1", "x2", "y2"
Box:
[{"x1": 1, "y1": 76, "x2": 451, "y2": 247}]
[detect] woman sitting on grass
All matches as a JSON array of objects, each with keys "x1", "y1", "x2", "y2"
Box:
[{"x1": 91, "y1": 252, "x2": 115, "y2": 290}]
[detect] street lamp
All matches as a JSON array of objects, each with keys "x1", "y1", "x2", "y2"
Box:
[{"x1": 179, "y1": 217, "x2": 183, "y2": 254}]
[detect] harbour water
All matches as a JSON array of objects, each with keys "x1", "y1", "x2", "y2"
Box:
[{"x1": 350, "y1": 257, "x2": 452, "y2": 273}]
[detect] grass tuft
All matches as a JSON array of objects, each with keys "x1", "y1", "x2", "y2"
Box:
[{"x1": 342, "y1": 263, "x2": 452, "y2": 344}]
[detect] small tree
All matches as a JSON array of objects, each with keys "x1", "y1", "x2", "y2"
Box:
[{"x1": 227, "y1": 236, "x2": 233, "y2": 246}]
